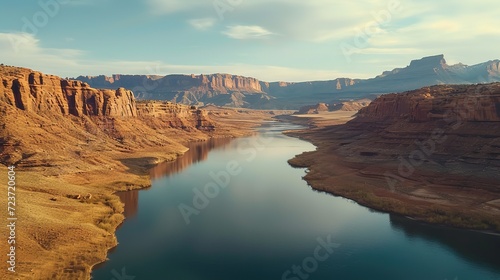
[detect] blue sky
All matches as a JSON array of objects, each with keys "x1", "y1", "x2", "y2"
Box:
[{"x1": 0, "y1": 0, "x2": 499, "y2": 81}]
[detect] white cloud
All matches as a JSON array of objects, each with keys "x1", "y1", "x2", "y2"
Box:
[
  {"x1": 223, "y1": 25, "x2": 274, "y2": 40},
  {"x1": 0, "y1": 33, "x2": 85, "y2": 76},
  {"x1": 188, "y1": 18, "x2": 216, "y2": 30},
  {"x1": 144, "y1": 0, "x2": 500, "y2": 47}
]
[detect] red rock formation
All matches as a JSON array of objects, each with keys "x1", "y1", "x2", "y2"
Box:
[
  {"x1": 0, "y1": 65, "x2": 217, "y2": 166},
  {"x1": 0, "y1": 66, "x2": 136, "y2": 117},
  {"x1": 356, "y1": 84, "x2": 500, "y2": 122}
]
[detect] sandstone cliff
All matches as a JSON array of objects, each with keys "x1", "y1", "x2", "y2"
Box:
[
  {"x1": 355, "y1": 84, "x2": 500, "y2": 122},
  {"x1": 77, "y1": 73, "x2": 271, "y2": 108},
  {"x1": 78, "y1": 73, "x2": 264, "y2": 94},
  {"x1": 1, "y1": 66, "x2": 137, "y2": 117},
  {"x1": 0, "y1": 65, "x2": 216, "y2": 166},
  {"x1": 347, "y1": 84, "x2": 500, "y2": 173}
]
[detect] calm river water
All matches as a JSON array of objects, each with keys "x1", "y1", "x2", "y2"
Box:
[{"x1": 92, "y1": 122, "x2": 500, "y2": 280}]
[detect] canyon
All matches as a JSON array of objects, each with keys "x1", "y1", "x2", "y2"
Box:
[
  {"x1": 0, "y1": 65, "x2": 274, "y2": 280},
  {"x1": 1, "y1": 63, "x2": 500, "y2": 279},
  {"x1": 289, "y1": 83, "x2": 500, "y2": 232},
  {"x1": 77, "y1": 55, "x2": 500, "y2": 109}
]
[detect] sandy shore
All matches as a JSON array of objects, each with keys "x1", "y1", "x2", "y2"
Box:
[
  {"x1": 0, "y1": 108, "x2": 279, "y2": 280},
  {"x1": 285, "y1": 111, "x2": 500, "y2": 234}
]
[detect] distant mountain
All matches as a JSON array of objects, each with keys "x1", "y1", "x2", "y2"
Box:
[
  {"x1": 350, "y1": 55, "x2": 500, "y2": 94},
  {"x1": 75, "y1": 55, "x2": 500, "y2": 109}
]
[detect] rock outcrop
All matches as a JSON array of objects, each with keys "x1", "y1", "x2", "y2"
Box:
[
  {"x1": 297, "y1": 103, "x2": 330, "y2": 114},
  {"x1": 355, "y1": 84, "x2": 500, "y2": 122},
  {"x1": 1, "y1": 66, "x2": 136, "y2": 117}
]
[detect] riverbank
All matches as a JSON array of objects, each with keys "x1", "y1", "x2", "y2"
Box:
[
  {"x1": 0, "y1": 108, "x2": 279, "y2": 280},
  {"x1": 285, "y1": 111, "x2": 500, "y2": 234}
]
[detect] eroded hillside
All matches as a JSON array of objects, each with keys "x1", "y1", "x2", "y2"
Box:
[{"x1": 289, "y1": 83, "x2": 500, "y2": 232}]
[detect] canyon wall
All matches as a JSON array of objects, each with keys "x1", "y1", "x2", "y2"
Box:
[
  {"x1": 355, "y1": 84, "x2": 500, "y2": 122},
  {"x1": 0, "y1": 65, "x2": 216, "y2": 165},
  {"x1": 1, "y1": 66, "x2": 136, "y2": 117},
  {"x1": 0, "y1": 66, "x2": 215, "y2": 127},
  {"x1": 78, "y1": 73, "x2": 264, "y2": 94}
]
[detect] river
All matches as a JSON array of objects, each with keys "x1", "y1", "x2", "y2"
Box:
[{"x1": 92, "y1": 122, "x2": 500, "y2": 280}]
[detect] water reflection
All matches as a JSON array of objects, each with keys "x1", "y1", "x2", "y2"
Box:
[
  {"x1": 94, "y1": 123, "x2": 500, "y2": 280},
  {"x1": 116, "y1": 190, "x2": 139, "y2": 219},
  {"x1": 390, "y1": 214, "x2": 500, "y2": 274},
  {"x1": 117, "y1": 137, "x2": 233, "y2": 219},
  {"x1": 149, "y1": 137, "x2": 233, "y2": 180}
]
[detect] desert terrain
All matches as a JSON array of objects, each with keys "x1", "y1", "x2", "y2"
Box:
[{"x1": 287, "y1": 84, "x2": 500, "y2": 233}]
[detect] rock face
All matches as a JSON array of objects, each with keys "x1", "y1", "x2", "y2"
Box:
[
  {"x1": 0, "y1": 66, "x2": 216, "y2": 126},
  {"x1": 75, "y1": 55, "x2": 500, "y2": 109},
  {"x1": 136, "y1": 101, "x2": 214, "y2": 130},
  {"x1": 356, "y1": 84, "x2": 500, "y2": 122},
  {"x1": 78, "y1": 73, "x2": 263, "y2": 93},
  {"x1": 0, "y1": 65, "x2": 216, "y2": 165},
  {"x1": 77, "y1": 73, "x2": 270, "y2": 108},
  {"x1": 335, "y1": 83, "x2": 500, "y2": 192},
  {"x1": 1, "y1": 66, "x2": 136, "y2": 117}
]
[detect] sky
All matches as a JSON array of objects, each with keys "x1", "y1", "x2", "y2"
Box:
[{"x1": 0, "y1": 0, "x2": 499, "y2": 82}]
